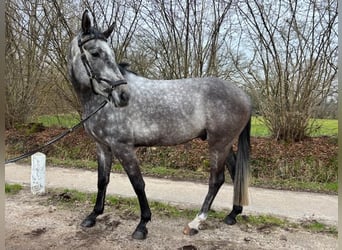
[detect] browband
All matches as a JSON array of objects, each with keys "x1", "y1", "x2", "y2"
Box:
[{"x1": 78, "y1": 33, "x2": 107, "y2": 47}]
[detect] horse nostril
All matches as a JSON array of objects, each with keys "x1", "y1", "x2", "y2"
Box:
[{"x1": 120, "y1": 90, "x2": 130, "y2": 106}]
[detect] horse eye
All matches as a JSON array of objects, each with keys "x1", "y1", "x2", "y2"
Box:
[{"x1": 91, "y1": 51, "x2": 101, "y2": 58}]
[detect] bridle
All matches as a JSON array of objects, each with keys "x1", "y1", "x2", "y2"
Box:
[{"x1": 77, "y1": 33, "x2": 127, "y2": 97}]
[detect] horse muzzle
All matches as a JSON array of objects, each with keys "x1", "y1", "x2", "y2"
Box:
[
  {"x1": 110, "y1": 87, "x2": 130, "y2": 107},
  {"x1": 91, "y1": 77, "x2": 129, "y2": 107}
]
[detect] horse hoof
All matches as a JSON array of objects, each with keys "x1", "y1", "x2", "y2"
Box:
[
  {"x1": 132, "y1": 228, "x2": 148, "y2": 240},
  {"x1": 183, "y1": 225, "x2": 199, "y2": 236},
  {"x1": 81, "y1": 218, "x2": 96, "y2": 227},
  {"x1": 224, "y1": 216, "x2": 237, "y2": 225}
]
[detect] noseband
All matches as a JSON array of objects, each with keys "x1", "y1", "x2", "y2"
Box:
[{"x1": 78, "y1": 33, "x2": 127, "y2": 96}]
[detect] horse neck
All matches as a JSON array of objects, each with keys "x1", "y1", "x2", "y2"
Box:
[
  {"x1": 125, "y1": 72, "x2": 148, "y2": 84},
  {"x1": 78, "y1": 91, "x2": 105, "y2": 115}
]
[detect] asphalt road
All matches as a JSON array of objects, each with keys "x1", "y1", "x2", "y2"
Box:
[{"x1": 5, "y1": 163, "x2": 337, "y2": 226}]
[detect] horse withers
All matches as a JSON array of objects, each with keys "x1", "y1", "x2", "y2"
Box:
[{"x1": 67, "y1": 10, "x2": 251, "y2": 240}]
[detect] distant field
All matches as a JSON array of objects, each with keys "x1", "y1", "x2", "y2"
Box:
[
  {"x1": 251, "y1": 117, "x2": 270, "y2": 137},
  {"x1": 251, "y1": 116, "x2": 337, "y2": 137},
  {"x1": 34, "y1": 114, "x2": 337, "y2": 137},
  {"x1": 311, "y1": 118, "x2": 338, "y2": 137}
]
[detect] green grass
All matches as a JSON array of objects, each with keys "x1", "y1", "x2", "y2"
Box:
[
  {"x1": 50, "y1": 188, "x2": 97, "y2": 207},
  {"x1": 32, "y1": 113, "x2": 80, "y2": 128},
  {"x1": 251, "y1": 117, "x2": 337, "y2": 137},
  {"x1": 310, "y1": 119, "x2": 338, "y2": 137},
  {"x1": 239, "y1": 214, "x2": 288, "y2": 227},
  {"x1": 5, "y1": 183, "x2": 23, "y2": 194},
  {"x1": 251, "y1": 117, "x2": 270, "y2": 137},
  {"x1": 300, "y1": 220, "x2": 338, "y2": 235}
]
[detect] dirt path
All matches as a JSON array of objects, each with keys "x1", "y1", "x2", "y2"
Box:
[{"x1": 6, "y1": 188, "x2": 337, "y2": 250}]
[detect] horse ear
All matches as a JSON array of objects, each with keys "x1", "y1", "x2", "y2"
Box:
[
  {"x1": 103, "y1": 22, "x2": 115, "y2": 39},
  {"x1": 82, "y1": 10, "x2": 91, "y2": 33}
]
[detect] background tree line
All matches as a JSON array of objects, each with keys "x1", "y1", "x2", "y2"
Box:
[{"x1": 5, "y1": 0, "x2": 338, "y2": 141}]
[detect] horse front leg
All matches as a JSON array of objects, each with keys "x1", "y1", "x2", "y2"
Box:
[
  {"x1": 81, "y1": 143, "x2": 112, "y2": 227},
  {"x1": 114, "y1": 145, "x2": 151, "y2": 240}
]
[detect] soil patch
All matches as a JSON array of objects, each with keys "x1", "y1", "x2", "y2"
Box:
[{"x1": 6, "y1": 188, "x2": 337, "y2": 249}]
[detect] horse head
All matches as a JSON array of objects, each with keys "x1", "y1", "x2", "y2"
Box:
[{"x1": 68, "y1": 10, "x2": 129, "y2": 107}]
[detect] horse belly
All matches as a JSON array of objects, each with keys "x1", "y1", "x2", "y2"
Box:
[{"x1": 133, "y1": 119, "x2": 205, "y2": 146}]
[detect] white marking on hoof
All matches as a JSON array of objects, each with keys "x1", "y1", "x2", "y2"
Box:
[{"x1": 185, "y1": 213, "x2": 207, "y2": 234}]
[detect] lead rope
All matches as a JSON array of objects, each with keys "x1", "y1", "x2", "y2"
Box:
[{"x1": 5, "y1": 100, "x2": 108, "y2": 164}]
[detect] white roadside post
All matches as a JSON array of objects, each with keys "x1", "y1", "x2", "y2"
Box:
[{"x1": 31, "y1": 152, "x2": 46, "y2": 195}]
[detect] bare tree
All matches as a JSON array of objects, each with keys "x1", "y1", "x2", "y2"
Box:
[
  {"x1": 232, "y1": 0, "x2": 337, "y2": 141},
  {"x1": 6, "y1": 0, "x2": 143, "y2": 123},
  {"x1": 138, "y1": 0, "x2": 234, "y2": 79},
  {"x1": 37, "y1": 0, "x2": 81, "y2": 115},
  {"x1": 5, "y1": 0, "x2": 54, "y2": 127},
  {"x1": 10, "y1": 0, "x2": 336, "y2": 139}
]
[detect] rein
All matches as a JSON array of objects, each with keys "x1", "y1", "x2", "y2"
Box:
[{"x1": 5, "y1": 100, "x2": 108, "y2": 164}]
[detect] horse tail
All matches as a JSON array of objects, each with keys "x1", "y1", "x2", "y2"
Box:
[{"x1": 233, "y1": 116, "x2": 251, "y2": 206}]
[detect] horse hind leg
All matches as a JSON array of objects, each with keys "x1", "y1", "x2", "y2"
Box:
[
  {"x1": 81, "y1": 143, "x2": 112, "y2": 227},
  {"x1": 183, "y1": 140, "x2": 231, "y2": 236}
]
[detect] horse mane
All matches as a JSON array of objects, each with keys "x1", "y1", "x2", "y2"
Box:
[{"x1": 118, "y1": 62, "x2": 138, "y2": 76}]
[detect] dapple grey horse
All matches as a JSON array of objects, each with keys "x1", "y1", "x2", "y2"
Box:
[{"x1": 68, "y1": 10, "x2": 251, "y2": 240}]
